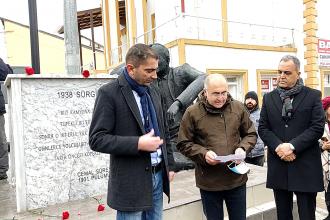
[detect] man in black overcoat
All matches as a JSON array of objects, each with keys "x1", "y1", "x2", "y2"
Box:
[
  {"x1": 89, "y1": 44, "x2": 175, "y2": 220},
  {"x1": 258, "y1": 55, "x2": 324, "y2": 220},
  {"x1": 110, "y1": 43, "x2": 206, "y2": 171}
]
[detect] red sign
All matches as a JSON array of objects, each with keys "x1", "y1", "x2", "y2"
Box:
[
  {"x1": 272, "y1": 78, "x2": 278, "y2": 87},
  {"x1": 261, "y1": 79, "x2": 269, "y2": 90},
  {"x1": 318, "y1": 39, "x2": 330, "y2": 54}
]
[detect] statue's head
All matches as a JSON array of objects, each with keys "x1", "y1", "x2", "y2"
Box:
[{"x1": 150, "y1": 43, "x2": 170, "y2": 78}]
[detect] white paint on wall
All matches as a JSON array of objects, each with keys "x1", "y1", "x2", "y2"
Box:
[
  {"x1": 135, "y1": 0, "x2": 145, "y2": 43},
  {"x1": 168, "y1": 46, "x2": 179, "y2": 68},
  {"x1": 184, "y1": 45, "x2": 296, "y2": 92},
  {"x1": 154, "y1": 0, "x2": 181, "y2": 44},
  {"x1": 0, "y1": 20, "x2": 7, "y2": 61},
  {"x1": 318, "y1": 0, "x2": 330, "y2": 39}
]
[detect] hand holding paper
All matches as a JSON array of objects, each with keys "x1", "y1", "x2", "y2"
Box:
[
  {"x1": 205, "y1": 150, "x2": 221, "y2": 165},
  {"x1": 234, "y1": 148, "x2": 246, "y2": 164}
]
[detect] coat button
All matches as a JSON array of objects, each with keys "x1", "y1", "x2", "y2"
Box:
[
  {"x1": 285, "y1": 124, "x2": 288, "y2": 128},
  {"x1": 145, "y1": 167, "x2": 150, "y2": 171}
]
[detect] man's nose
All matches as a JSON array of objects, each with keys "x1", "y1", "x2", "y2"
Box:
[
  {"x1": 151, "y1": 70, "x2": 157, "y2": 79},
  {"x1": 279, "y1": 71, "x2": 286, "y2": 77}
]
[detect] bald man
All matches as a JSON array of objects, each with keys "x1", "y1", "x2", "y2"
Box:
[{"x1": 177, "y1": 74, "x2": 257, "y2": 220}]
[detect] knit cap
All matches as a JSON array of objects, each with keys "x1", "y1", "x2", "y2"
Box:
[{"x1": 245, "y1": 91, "x2": 258, "y2": 105}]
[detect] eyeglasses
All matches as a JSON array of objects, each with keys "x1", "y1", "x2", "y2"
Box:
[
  {"x1": 207, "y1": 91, "x2": 228, "y2": 98},
  {"x1": 277, "y1": 70, "x2": 292, "y2": 75}
]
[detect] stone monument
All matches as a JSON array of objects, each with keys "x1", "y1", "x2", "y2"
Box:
[{"x1": 5, "y1": 74, "x2": 114, "y2": 212}]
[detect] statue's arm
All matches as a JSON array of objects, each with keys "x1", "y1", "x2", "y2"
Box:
[
  {"x1": 167, "y1": 64, "x2": 205, "y2": 120},
  {"x1": 176, "y1": 73, "x2": 206, "y2": 108},
  {"x1": 175, "y1": 63, "x2": 205, "y2": 108},
  {"x1": 179, "y1": 63, "x2": 204, "y2": 84}
]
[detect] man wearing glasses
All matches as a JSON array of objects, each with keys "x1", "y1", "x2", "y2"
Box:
[
  {"x1": 177, "y1": 74, "x2": 257, "y2": 220},
  {"x1": 258, "y1": 55, "x2": 324, "y2": 220}
]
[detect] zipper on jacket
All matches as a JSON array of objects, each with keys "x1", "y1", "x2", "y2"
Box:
[{"x1": 221, "y1": 112, "x2": 228, "y2": 152}]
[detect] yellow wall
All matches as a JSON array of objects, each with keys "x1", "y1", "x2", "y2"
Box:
[{"x1": 4, "y1": 20, "x2": 105, "y2": 74}]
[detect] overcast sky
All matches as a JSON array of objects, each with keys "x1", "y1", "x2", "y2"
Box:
[{"x1": 0, "y1": 0, "x2": 103, "y2": 43}]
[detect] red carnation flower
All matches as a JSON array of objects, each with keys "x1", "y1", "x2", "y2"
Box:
[
  {"x1": 82, "y1": 70, "x2": 90, "y2": 78},
  {"x1": 62, "y1": 211, "x2": 70, "y2": 219},
  {"x1": 25, "y1": 67, "x2": 35, "y2": 75},
  {"x1": 97, "y1": 204, "x2": 105, "y2": 212}
]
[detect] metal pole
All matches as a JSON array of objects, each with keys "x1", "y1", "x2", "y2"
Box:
[
  {"x1": 64, "y1": 0, "x2": 81, "y2": 75},
  {"x1": 78, "y1": 28, "x2": 83, "y2": 68},
  {"x1": 90, "y1": 11, "x2": 96, "y2": 70},
  {"x1": 28, "y1": 0, "x2": 40, "y2": 74}
]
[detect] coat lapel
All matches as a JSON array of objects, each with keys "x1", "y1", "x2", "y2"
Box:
[
  {"x1": 270, "y1": 86, "x2": 308, "y2": 118},
  {"x1": 270, "y1": 90, "x2": 283, "y2": 115},
  {"x1": 292, "y1": 87, "x2": 307, "y2": 112},
  {"x1": 118, "y1": 74, "x2": 145, "y2": 133}
]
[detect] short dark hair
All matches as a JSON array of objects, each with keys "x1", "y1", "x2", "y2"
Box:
[
  {"x1": 279, "y1": 55, "x2": 300, "y2": 72},
  {"x1": 125, "y1": 43, "x2": 158, "y2": 67}
]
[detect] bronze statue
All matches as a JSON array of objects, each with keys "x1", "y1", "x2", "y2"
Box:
[{"x1": 110, "y1": 43, "x2": 206, "y2": 171}]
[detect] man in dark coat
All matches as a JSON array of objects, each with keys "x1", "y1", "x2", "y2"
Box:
[
  {"x1": 258, "y1": 55, "x2": 324, "y2": 220},
  {"x1": 0, "y1": 58, "x2": 12, "y2": 180},
  {"x1": 89, "y1": 44, "x2": 175, "y2": 220},
  {"x1": 110, "y1": 43, "x2": 206, "y2": 171}
]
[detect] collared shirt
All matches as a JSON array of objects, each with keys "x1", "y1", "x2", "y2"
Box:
[{"x1": 132, "y1": 90, "x2": 162, "y2": 165}]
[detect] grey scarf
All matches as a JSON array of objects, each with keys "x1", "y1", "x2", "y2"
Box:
[{"x1": 277, "y1": 78, "x2": 304, "y2": 121}]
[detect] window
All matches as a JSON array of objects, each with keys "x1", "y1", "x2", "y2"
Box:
[
  {"x1": 257, "y1": 70, "x2": 278, "y2": 103},
  {"x1": 321, "y1": 69, "x2": 330, "y2": 97}
]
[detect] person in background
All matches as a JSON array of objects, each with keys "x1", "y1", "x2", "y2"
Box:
[
  {"x1": 177, "y1": 74, "x2": 257, "y2": 220},
  {"x1": 258, "y1": 55, "x2": 324, "y2": 220},
  {"x1": 89, "y1": 44, "x2": 175, "y2": 220},
  {"x1": 0, "y1": 58, "x2": 12, "y2": 181},
  {"x1": 320, "y1": 96, "x2": 330, "y2": 220},
  {"x1": 244, "y1": 91, "x2": 265, "y2": 166}
]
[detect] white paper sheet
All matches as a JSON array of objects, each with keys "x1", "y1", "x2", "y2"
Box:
[{"x1": 214, "y1": 154, "x2": 245, "y2": 162}]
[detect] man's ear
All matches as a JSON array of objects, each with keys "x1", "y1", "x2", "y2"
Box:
[
  {"x1": 297, "y1": 71, "x2": 301, "y2": 80},
  {"x1": 126, "y1": 64, "x2": 134, "y2": 73}
]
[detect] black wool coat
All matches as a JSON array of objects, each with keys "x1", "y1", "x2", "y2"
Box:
[
  {"x1": 89, "y1": 73, "x2": 175, "y2": 211},
  {"x1": 258, "y1": 86, "x2": 324, "y2": 192}
]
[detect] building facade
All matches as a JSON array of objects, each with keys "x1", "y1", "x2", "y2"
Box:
[
  {"x1": 0, "y1": 18, "x2": 105, "y2": 75},
  {"x1": 102, "y1": 0, "x2": 330, "y2": 101}
]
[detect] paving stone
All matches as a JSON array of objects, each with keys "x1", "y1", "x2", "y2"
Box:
[{"x1": 0, "y1": 166, "x2": 328, "y2": 219}]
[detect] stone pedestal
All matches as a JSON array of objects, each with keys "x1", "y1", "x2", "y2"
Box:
[{"x1": 5, "y1": 74, "x2": 114, "y2": 212}]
